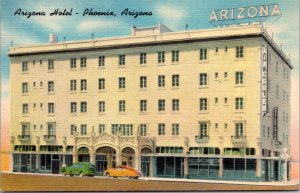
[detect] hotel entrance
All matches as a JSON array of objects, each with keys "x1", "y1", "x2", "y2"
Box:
[
  {"x1": 78, "y1": 147, "x2": 90, "y2": 162},
  {"x1": 121, "y1": 147, "x2": 135, "y2": 167},
  {"x1": 95, "y1": 146, "x2": 116, "y2": 174}
]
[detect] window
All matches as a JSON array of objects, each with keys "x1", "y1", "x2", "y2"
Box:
[
  {"x1": 225, "y1": 123, "x2": 228, "y2": 129},
  {"x1": 158, "y1": 51, "x2": 165, "y2": 63},
  {"x1": 47, "y1": 123, "x2": 55, "y2": 136},
  {"x1": 215, "y1": 72, "x2": 218, "y2": 79},
  {"x1": 70, "y1": 102, "x2": 77, "y2": 113},
  {"x1": 70, "y1": 80, "x2": 76, "y2": 91},
  {"x1": 236, "y1": 46, "x2": 244, "y2": 58},
  {"x1": 276, "y1": 61, "x2": 278, "y2": 72},
  {"x1": 80, "y1": 124, "x2": 87, "y2": 135},
  {"x1": 199, "y1": 123, "x2": 208, "y2": 137},
  {"x1": 33, "y1": 103, "x2": 36, "y2": 111},
  {"x1": 225, "y1": 46, "x2": 228, "y2": 52},
  {"x1": 33, "y1": 60, "x2": 35, "y2": 65},
  {"x1": 22, "y1": 104, "x2": 29, "y2": 114},
  {"x1": 172, "y1": 50, "x2": 179, "y2": 62},
  {"x1": 172, "y1": 74, "x2": 179, "y2": 87},
  {"x1": 119, "y1": 54, "x2": 125, "y2": 66},
  {"x1": 215, "y1": 47, "x2": 218, "y2": 53},
  {"x1": 40, "y1": 81, "x2": 43, "y2": 87},
  {"x1": 235, "y1": 97, "x2": 244, "y2": 110},
  {"x1": 33, "y1": 82, "x2": 36, "y2": 88},
  {"x1": 235, "y1": 123, "x2": 244, "y2": 137},
  {"x1": 48, "y1": 81, "x2": 54, "y2": 93},
  {"x1": 283, "y1": 90, "x2": 285, "y2": 102},
  {"x1": 80, "y1": 79, "x2": 87, "y2": 91},
  {"x1": 200, "y1": 48, "x2": 207, "y2": 61},
  {"x1": 111, "y1": 124, "x2": 133, "y2": 136},
  {"x1": 21, "y1": 123, "x2": 30, "y2": 136},
  {"x1": 98, "y1": 78, "x2": 105, "y2": 90},
  {"x1": 119, "y1": 100, "x2": 126, "y2": 112},
  {"x1": 172, "y1": 124, "x2": 179, "y2": 135},
  {"x1": 172, "y1": 99, "x2": 179, "y2": 111},
  {"x1": 39, "y1": 60, "x2": 42, "y2": 65},
  {"x1": 199, "y1": 73, "x2": 208, "y2": 86},
  {"x1": 215, "y1": 123, "x2": 218, "y2": 129},
  {"x1": 48, "y1": 103, "x2": 54, "y2": 114},
  {"x1": 276, "y1": 85, "x2": 279, "y2": 99},
  {"x1": 158, "y1": 123, "x2": 165, "y2": 135},
  {"x1": 98, "y1": 56, "x2": 105, "y2": 67},
  {"x1": 235, "y1": 72, "x2": 244, "y2": 84},
  {"x1": 215, "y1": 97, "x2": 218, "y2": 104},
  {"x1": 158, "y1": 99, "x2": 165, "y2": 111},
  {"x1": 140, "y1": 100, "x2": 147, "y2": 112},
  {"x1": 48, "y1": 59, "x2": 54, "y2": 70},
  {"x1": 140, "y1": 53, "x2": 147, "y2": 64},
  {"x1": 70, "y1": 124, "x2": 77, "y2": 135},
  {"x1": 119, "y1": 77, "x2": 126, "y2": 89},
  {"x1": 22, "y1": 61, "x2": 28, "y2": 72},
  {"x1": 70, "y1": 58, "x2": 76, "y2": 69},
  {"x1": 224, "y1": 97, "x2": 228, "y2": 104},
  {"x1": 80, "y1": 57, "x2": 87, "y2": 68},
  {"x1": 99, "y1": 124, "x2": 105, "y2": 134},
  {"x1": 140, "y1": 76, "x2": 147, "y2": 88},
  {"x1": 22, "y1": 82, "x2": 28, "y2": 94},
  {"x1": 224, "y1": 72, "x2": 228, "y2": 79},
  {"x1": 158, "y1": 75, "x2": 165, "y2": 88},
  {"x1": 80, "y1": 102, "x2": 87, "y2": 113},
  {"x1": 199, "y1": 98, "x2": 208, "y2": 111},
  {"x1": 98, "y1": 101, "x2": 105, "y2": 113},
  {"x1": 140, "y1": 124, "x2": 147, "y2": 136}
]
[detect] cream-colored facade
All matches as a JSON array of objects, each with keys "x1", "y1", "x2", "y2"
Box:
[{"x1": 9, "y1": 24, "x2": 292, "y2": 181}]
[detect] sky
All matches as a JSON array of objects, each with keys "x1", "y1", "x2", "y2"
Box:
[{"x1": 1, "y1": 0, "x2": 299, "y2": 179}]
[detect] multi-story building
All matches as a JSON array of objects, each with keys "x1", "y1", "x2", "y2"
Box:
[{"x1": 9, "y1": 23, "x2": 292, "y2": 181}]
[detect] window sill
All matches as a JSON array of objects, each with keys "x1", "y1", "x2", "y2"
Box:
[
  {"x1": 22, "y1": 72, "x2": 29, "y2": 74},
  {"x1": 48, "y1": 70, "x2": 55, "y2": 73},
  {"x1": 199, "y1": 60, "x2": 208, "y2": 64},
  {"x1": 70, "y1": 113, "x2": 77, "y2": 116},
  {"x1": 70, "y1": 91, "x2": 77, "y2": 94},
  {"x1": 80, "y1": 113, "x2": 87, "y2": 115},
  {"x1": 157, "y1": 63, "x2": 166, "y2": 66},
  {"x1": 172, "y1": 87, "x2": 180, "y2": 90},
  {"x1": 98, "y1": 113, "x2": 105, "y2": 115},
  {"x1": 171, "y1": 62, "x2": 180, "y2": 65},
  {"x1": 22, "y1": 114, "x2": 29, "y2": 117},
  {"x1": 158, "y1": 111, "x2": 166, "y2": 114},
  {"x1": 80, "y1": 67, "x2": 87, "y2": 70},
  {"x1": 234, "y1": 85, "x2": 245, "y2": 88},
  {"x1": 70, "y1": 68, "x2": 77, "y2": 71},
  {"x1": 235, "y1": 58, "x2": 245, "y2": 61},
  {"x1": 198, "y1": 86, "x2": 209, "y2": 89},
  {"x1": 172, "y1": 111, "x2": 180, "y2": 114},
  {"x1": 140, "y1": 112, "x2": 148, "y2": 115},
  {"x1": 80, "y1": 91, "x2": 88, "y2": 93},
  {"x1": 139, "y1": 88, "x2": 147, "y2": 91},
  {"x1": 119, "y1": 89, "x2": 126, "y2": 92},
  {"x1": 22, "y1": 93, "x2": 29, "y2": 96},
  {"x1": 118, "y1": 65, "x2": 126, "y2": 68},
  {"x1": 98, "y1": 90, "x2": 105, "y2": 93},
  {"x1": 48, "y1": 92, "x2": 55, "y2": 95},
  {"x1": 158, "y1": 87, "x2": 166, "y2": 90},
  {"x1": 198, "y1": 111, "x2": 209, "y2": 114},
  {"x1": 48, "y1": 114, "x2": 55, "y2": 116},
  {"x1": 235, "y1": 110, "x2": 245, "y2": 113},
  {"x1": 98, "y1": 66, "x2": 105, "y2": 69},
  {"x1": 140, "y1": 64, "x2": 147, "y2": 67},
  {"x1": 118, "y1": 112, "x2": 126, "y2": 115}
]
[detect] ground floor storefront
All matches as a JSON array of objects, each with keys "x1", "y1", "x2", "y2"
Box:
[{"x1": 12, "y1": 153, "x2": 290, "y2": 182}]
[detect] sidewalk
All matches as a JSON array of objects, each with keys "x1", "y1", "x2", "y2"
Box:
[{"x1": 140, "y1": 176, "x2": 300, "y2": 186}]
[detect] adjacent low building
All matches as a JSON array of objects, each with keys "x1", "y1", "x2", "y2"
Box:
[{"x1": 9, "y1": 23, "x2": 292, "y2": 181}]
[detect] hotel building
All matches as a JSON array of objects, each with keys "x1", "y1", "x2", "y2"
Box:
[{"x1": 9, "y1": 23, "x2": 292, "y2": 181}]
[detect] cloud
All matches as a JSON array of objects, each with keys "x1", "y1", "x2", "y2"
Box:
[
  {"x1": 156, "y1": 5, "x2": 186, "y2": 30},
  {"x1": 157, "y1": 5, "x2": 185, "y2": 20},
  {"x1": 77, "y1": 20, "x2": 121, "y2": 32}
]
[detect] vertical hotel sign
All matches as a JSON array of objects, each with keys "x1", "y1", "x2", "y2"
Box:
[{"x1": 262, "y1": 45, "x2": 268, "y2": 116}]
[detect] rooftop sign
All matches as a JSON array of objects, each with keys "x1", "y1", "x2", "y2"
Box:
[{"x1": 209, "y1": 4, "x2": 281, "y2": 24}]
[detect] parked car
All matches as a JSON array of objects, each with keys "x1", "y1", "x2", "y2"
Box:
[
  {"x1": 61, "y1": 162, "x2": 96, "y2": 177},
  {"x1": 103, "y1": 165, "x2": 141, "y2": 179}
]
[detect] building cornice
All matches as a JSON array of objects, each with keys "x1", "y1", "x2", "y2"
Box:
[{"x1": 8, "y1": 26, "x2": 292, "y2": 69}]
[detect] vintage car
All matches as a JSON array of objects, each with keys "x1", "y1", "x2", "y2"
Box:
[
  {"x1": 103, "y1": 165, "x2": 141, "y2": 179},
  {"x1": 61, "y1": 162, "x2": 96, "y2": 177}
]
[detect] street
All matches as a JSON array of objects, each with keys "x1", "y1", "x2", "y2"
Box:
[{"x1": 0, "y1": 172, "x2": 299, "y2": 191}]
